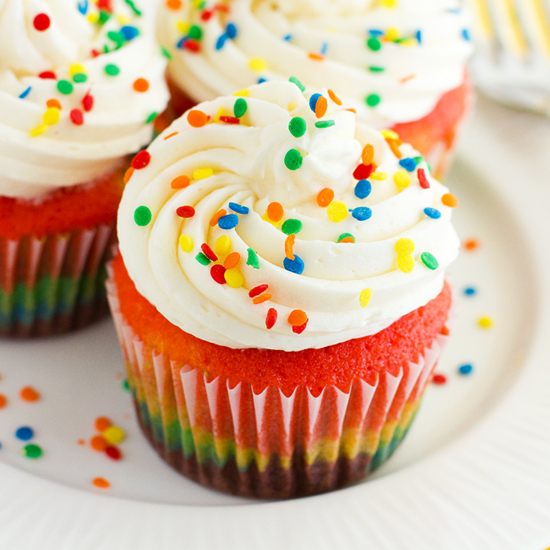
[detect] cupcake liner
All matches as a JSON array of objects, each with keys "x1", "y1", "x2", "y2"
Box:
[
  {"x1": 107, "y1": 269, "x2": 449, "y2": 499},
  {"x1": 0, "y1": 223, "x2": 116, "y2": 337}
]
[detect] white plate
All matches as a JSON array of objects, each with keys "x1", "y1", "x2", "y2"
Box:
[{"x1": 1, "y1": 96, "x2": 550, "y2": 549}]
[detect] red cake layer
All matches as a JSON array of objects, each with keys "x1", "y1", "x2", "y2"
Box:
[
  {"x1": 0, "y1": 164, "x2": 125, "y2": 240},
  {"x1": 113, "y1": 252, "x2": 451, "y2": 395}
]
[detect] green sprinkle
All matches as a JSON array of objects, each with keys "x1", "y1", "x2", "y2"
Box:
[
  {"x1": 368, "y1": 66, "x2": 385, "y2": 73},
  {"x1": 104, "y1": 63, "x2": 120, "y2": 76},
  {"x1": 366, "y1": 93, "x2": 381, "y2": 107},
  {"x1": 196, "y1": 252, "x2": 211, "y2": 265},
  {"x1": 107, "y1": 30, "x2": 125, "y2": 48},
  {"x1": 188, "y1": 24, "x2": 203, "y2": 40},
  {"x1": 98, "y1": 10, "x2": 111, "y2": 25},
  {"x1": 23, "y1": 444, "x2": 42, "y2": 459},
  {"x1": 289, "y1": 76, "x2": 305, "y2": 92},
  {"x1": 196, "y1": 0, "x2": 206, "y2": 9},
  {"x1": 122, "y1": 379, "x2": 130, "y2": 391},
  {"x1": 145, "y1": 111, "x2": 157, "y2": 124},
  {"x1": 72, "y1": 72, "x2": 87, "y2": 83},
  {"x1": 134, "y1": 206, "x2": 152, "y2": 226},
  {"x1": 57, "y1": 80, "x2": 73, "y2": 95},
  {"x1": 281, "y1": 219, "x2": 302, "y2": 235},
  {"x1": 234, "y1": 97, "x2": 247, "y2": 118},
  {"x1": 284, "y1": 149, "x2": 303, "y2": 170},
  {"x1": 161, "y1": 46, "x2": 173, "y2": 60},
  {"x1": 414, "y1": 156, "x2": 424, "y2": 165},
  {"x1": 367, "y1": 37, "x2": 381, "y2": 51},
  {"x1": 246, "y1": 248, "x2": 260, "y2": 269},
  {"x1": 125, "y1": 0, "x2": 142, "y2": 16},
  {"x1": 288, "y1": 117, "x2": 306, "y2": 138},
  {"x1": 315, "y1": 120, "x2": 335, "y2": 128},
  {"x1": 338, "y1": 233, "x2": 355, "y2": 243},
  {"x1": 421, "y1": 252, "x2": 439, "y2": 270}
]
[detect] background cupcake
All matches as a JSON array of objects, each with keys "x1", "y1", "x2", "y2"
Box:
[
  {"x1": 108, "y1": 80, "x2": 459, "y2": 498},
  {"x1": 0, "y1": 0, "x2": 169, "y2": 336},
  {"x1": 159, "y1": 0, "x2": 473, "y2": 177}
]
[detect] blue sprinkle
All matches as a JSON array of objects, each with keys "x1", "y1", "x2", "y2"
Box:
[
  {"x1": 257, "y1": 77, "x2": 267, "y2": 84},
  {"x1": 309, "y1": 93, "x2": 322, "y2": 113},
  {"x1": 399, "y1": 158, "x2": 417, "y2": 172},
  {"x1": 284, "y1": 255, "x2": 304, "y2": 275},
  {"x1": 462, "y1": 28, "x2": 471, "y2": 41},
  {"x1": 352, "y1": 207, "x2": 372, "y2": 221},
  {"x1": 228, "y1": 202, "x2": 249, "y2": 215},
  {"x1": 177, "y1": 37, "x2": 188, "y2": 49},
  {"x1": 464, "y1": 287, "x2": 477, "y2": 296},
  {"x1": 120, "y1": 25, "x2": 139, "y2": 41},
  {"x1": 78, "y1": 0, "x2": 88, "y2": 15},
  {"x1": 218, "y1": 214, "x2": 239, "y2": 230},
  {"x1": 320, "y1": 41, "x2": 328, "y2": 55},
  {"x1": 354, "y1": 179, "x2": 372, "y2": 199},
  {"x1": 424, "y1": 207, "x2": 441, "y2": 219},
  {"x1": 415, "y1": 30, "x2": 422, "y2": 44},
  {"x1": 458, "y1": 364, "x2": 474, "y2": 375},
  {"x1": 15, "y1": 427, "x2": 34, "y2": 441},
  {"x1": 19, "y1": 87, "x2": 31, "y2": 99},
  {"x1": 368, "y1": 29, "x2": 384, "y2": 37},
  {"x1": 226, "y1": 22, "x2": 237, "y2": 39},
  {"x1": 216, "y1": 33, "x2": 228, "y2": 50},
  {"x1": 283, "y1": 34, "x2": 292, "y2": 41}
]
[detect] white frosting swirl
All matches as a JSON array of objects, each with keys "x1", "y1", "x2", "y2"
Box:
[
  {"x1": 118, "y1": 81, "x2": 459, "y2": 351},
  {"x1": 0, "y1": 0, "x2": 170, "y2": 198},
  {"x1": 159, "y1": 0, "x2": 472, "y2": 127}
]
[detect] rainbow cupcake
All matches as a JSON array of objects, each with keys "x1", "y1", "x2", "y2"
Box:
[
  {"x1": 108, "y1": 80, "x2": 459, "y2": 498},
  {"x1": 158, "y1": 0, "x2": 473, "y2": 178},
  {"x1": 0, "y1": 0, "x2": 169, "y2": 336}
]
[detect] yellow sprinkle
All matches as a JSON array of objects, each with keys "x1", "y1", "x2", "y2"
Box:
[
  {"x1": 103, "y1": 426, "x2": 125, "y2": 445},
  {"x1": 224, "y1": 268, "x2": 244, "y2": 288},
  {"x1": 261, "y1": 212, "x2": 280, "y2": 228},
  {"x1": 381, "y1": 0, "x2": 397, "y2": 7},
  {"x1": 360, "y1": 288, "x2": 373, "y2": 308},
  {"x1": 179, "y1": 234, "x2": 194, "y2": 253},
  {"x1": 327, "y1": 201, "x2": 348, "y2": 223},
  {"x1": 69, "y1": 63, "x2": 86, "y2": 76},
  {"x1": 397, "y1": 255, "x2": 415, "y2": 273},
  {"x1": 214, "y1": 235, "x2": 231, "y2": 257},
  {"x1": 193, "y1": 168, "x2": 214, "y2": 180},
  {"x1": 87, "y1": 12, "x2": 99, "y2": 23},
  {"x1": 30, "y1": 124, "x2": 48, "y2": 137},
  {"x1": 248, "y1": 57, "x2": 268, "y2": 72},
  {"x1": 287, "y1": 102, "x2": 297, "y2": 112},
  {"x1": 370, "y1": 172, "x2": 388, "y2": 181},
  {"x1": 386, "y1": 27, "x2": 400, "y2": 41},
  {"x1": 395, "y1": 237, "x2": 414, "y2": 256},
  {"x1": 176, "y1": 20, "x2": 190, "y2": 34},
  {"x1": 192, "y1": 0, "x2": 203, "y2": 7},
  {"x1": 117, "y1": 14, "x2": 131, "y2": 24},
  {"x1": 400, "y1": 38, "x2": 417, "y2": 47},
  {"x1": 478, "y1": 316, "x2": 493, "y2": 329},
  {"x1": 233, "y1": 88, "x2": 250, "y2": 97},
  {"x1": 213, "y1": 106, "x2": 228, "y2": 123},
  {"x1": 380, "y1": 129, "x2": 400, "y2": 140},
  {"x1": 394, "y1": 170, "x2": 411, "y2": 189},
  {"x1": 43, "y1": 108, "x2": 60, "y2": 126}
]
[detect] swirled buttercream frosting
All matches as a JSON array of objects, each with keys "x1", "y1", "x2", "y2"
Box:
[
  {"x1": 118, "y1": 80, "x2": 459, "y2": 351},
  {"x1": 0, "y1": 0, "x2": 169, "y2": 198},
  {"x1": 159, "y1": 0, "x2": 472, "y2": 126}
]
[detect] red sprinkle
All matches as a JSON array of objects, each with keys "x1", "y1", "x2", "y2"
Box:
[
  {"x1": 210, "y1": 264, "x2": 227, "y2": 284},
  {"x1": 132, "y1": 150, "x2": 151, "y2": 170},
  {"x1": 91, "y1": 49, "x2": 101, "y2": 58},
  {"x1": 353, "y1": 163, "x2": 374, "y2": 180},
  {"x1": 265, "y1": 308, "x2": 278, "y2": 329},
  {"x1": 418, "y1": 168, "x2": 430, "y2": 189},
  {"x1": 219, "y1": 116, "x2": 240, "y2": 124},
  {"x1": 201, "y1": 9, "x2": 213, "y2": 20},
  {"x1": 38, "y1": 71, "x2": 56, "y2": 79},
  {"x1": 70, "y1": 109, "x2": 83, "y2": 125},
  {"x1": 33, "y1": 13, "x2": 50, "y2": 31},
  {"x1": 82, "y1": 93, "x2": 94, "y2": 112},
  {"x1": 249, "y1": 284, "x2": 268, "y2": 298},
  {"x1": 105, "y1": 446, "x2": 122, "y2": 460},
  {"x1": 176, "y1": 205, "x2": 195, "y2": 218},
  {"x1": 184, "y1": 39, "x2": 201, "y2": 53},
  {"x1": 97, "y1": 0, "x2": 113, "y2": 11},
  {"x1": 432, "y1": 373, "x2": 447, "y2": 385},
  {"x1": 201, "y1": 243, "x2": 218, "y2": 261},
  {"x1": 292, "y1": 321, "x2": 308, "y2": 334}
]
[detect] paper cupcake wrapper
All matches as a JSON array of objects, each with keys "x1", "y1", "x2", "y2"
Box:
[
  {"x1": 107, "y1": 270, "x2": 448, "y2": 499},
  {"x1": 0, "y1": 223, "x2": 116, "y2": 337}
]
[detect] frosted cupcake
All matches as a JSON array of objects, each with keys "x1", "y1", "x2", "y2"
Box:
[
  {"x1": 0, "y1": 0, "x2": 169, "y2": 336},
  {"x1": 108, "y1": 80, "x2": 459, "y2": 498},
  {"x1": 159, "y1": 0, "x2": 473, "y2": 177}
]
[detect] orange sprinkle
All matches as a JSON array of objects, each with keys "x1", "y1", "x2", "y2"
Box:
[
  {"x1": 267, "y1": 202, "x2": 284, "y2": 222},
  {"x1": 252, "y1": 293, "x2": 272, "y2": 305},
  {"x1": 327, "y1": 89, "x2": 342, "y2": 106},
  {"x1": 171, "y1": 175, "x2": 190, "y2": 189},
  {"x1": 285, "y1": 234, "x2": 295, "y2": 260},
  {"x1": 442, "y1": 193, "x2": 459, "y2": 207},
  {"x1": 95, "y1": 416, "x2": 112, "y2": 432},
  {"x1": 164, "y1": 132, "x2": 179, "y2": 140},
  {"x1": 77, "y1": 439, "x2": 85, "y2": 446},
  {"x1": 345, "y1": 108, "x2": 357, "y2": 113},
  {"x1": 133, "y1": 78, "x2": 149, "y2": 93},
  {"x1": 400, "y1": 74, "x2": 416, "y2": 84},
  {"x1": 387, "y1": 139, "x2": 402, "y2": 159},
  {"x1": 441, "y1": 326, "x2": 450, "y2": 336},
  {"x1": 90, "y1": 435, "x2": 107, "y2": 451},
  {"x1": 224, "y1": 252, "x2": 240, "y2": 269},
  {"x1": 20, "y1": 386, "x2": 40, "y2": 402},
  {"x1": 0, "y1": 394, "x2": 6, "y2": 409},
  {"x1": 46, "y1": 99, "x2": 62, "y2": 110},
  {"x1": 92, "y1": 477, "x2": 110, "y2": 489},
  {"x1": 288, "y1": 309, "x2": 308, "y2": 327},
  {"x1": 210, "y1": 208, "x2": 227, "y2": 226},
  {"x1": 362, "y1": 144, "x2": 374, "y2": 166},
  {"x1": 464, "y1": 238, "x2": 480, "y2": 251},
  {"x1": 308, "y1": 52, "x2": 325, "y2": 61},
  {"x1": 187, "y1": 110, "x2": 208, "y2": 128},
  {"x1": 339, "y1": 237, "x2": 354, "y2": 243},
  {"x1": 123, "y1": 167, "x2": 134, "y2": 184},
  {"x1": 317, "y1": 188, "x2": 334, "y2": 207},
  {"x1": 315, "y1": 96, "x2": 328, "y2": 118}
]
